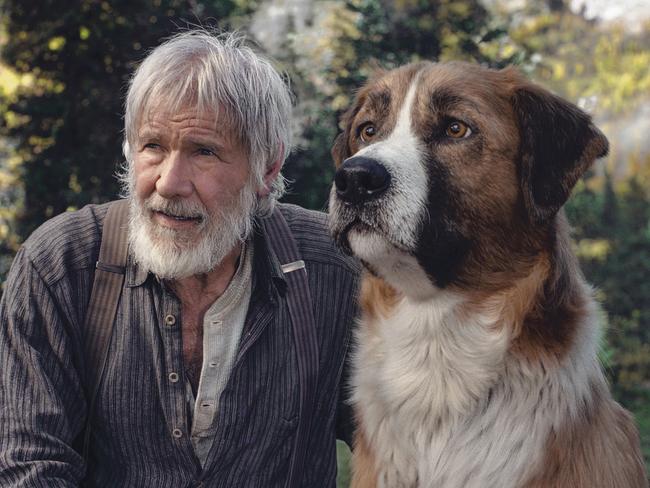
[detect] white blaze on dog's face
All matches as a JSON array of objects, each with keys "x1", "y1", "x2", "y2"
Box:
[
  {"x1": 329, "y1": 69, "x2": 435, "y2": 298},
  {"x1": 345, "y1": 73, "x2": 428, "y2": 251},
  {"x1": 329, "y1": 62, "x2": 608, "y2": 298}
]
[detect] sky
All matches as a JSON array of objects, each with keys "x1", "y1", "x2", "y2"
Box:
[{"x1": 570, "y1": 0, "x2": 650, "y2": 30}]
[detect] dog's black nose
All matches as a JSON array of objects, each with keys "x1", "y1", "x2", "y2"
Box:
[{"x1": 334, "y1": 157, "x2": 391, "y2": 204}]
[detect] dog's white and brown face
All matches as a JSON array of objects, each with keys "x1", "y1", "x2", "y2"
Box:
[{"x1": 329, "y1": 61, "x2": 607, "y2": 300}]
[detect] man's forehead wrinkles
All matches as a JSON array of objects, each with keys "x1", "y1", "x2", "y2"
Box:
[
  {"x1": 143, "y1": 107, "x2": 221, "y2": 123},
  {"x1": 139, "y1": 117, "x2": 229, "y2": 139},
  {"x1": 146, "y1": 116, "x2": 219, "y2": 128}
]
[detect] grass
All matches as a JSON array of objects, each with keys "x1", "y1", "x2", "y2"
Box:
[{"x1": 336, "y1": 441, "x2": 352, "y2": 487}]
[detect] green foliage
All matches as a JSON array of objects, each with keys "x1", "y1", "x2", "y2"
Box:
[
  {"x1": 336, "y1": 440, "x2": 352, "y2": 487},
  {"x1": 566, "y1": 173, "x2": 650, "y2": 411},
  {"x1": 505, "y1": 3, "x2": 650, "y2": 117},
  {"x1": 282, "y1": 105, "x2": 340, "y2": 211},
  {"x1": 628, "y1": 390, "x2": 650, "y2": 473},
  {"x1": 312, "y1": 0, "x2": 507, "y2": 112}
]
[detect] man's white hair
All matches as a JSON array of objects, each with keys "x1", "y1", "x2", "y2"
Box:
[{"x1": 121, "y1": 29, "x2": 292, "y2": 215}]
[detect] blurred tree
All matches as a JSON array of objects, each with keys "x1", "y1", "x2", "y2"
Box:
[
  {"x1": 567, "y1": 172, "x2": 650, "y2": 401},
  {"x1": 0, "y1": 0, "x2": 238, "y2": 248},
  {"x1": 504, "y1": 1, "x2": 650, "y2": 119},
  {"x1": 601, "y1": 170, "x2": 619, "y2": 232},
  {"x1": 317, "y1": 0, "x2": 517, "y2": 111}
]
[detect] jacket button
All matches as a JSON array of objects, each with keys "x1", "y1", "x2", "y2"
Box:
[
  {"x1": 164, "y1": 314, "x2": 176, "y2": 326},
  {"x1": 172, "y1": 428, "x2": 183, "y2": 438},
  {"x1": 168, "y1": 372, "x2": 179, "y2": 383}
]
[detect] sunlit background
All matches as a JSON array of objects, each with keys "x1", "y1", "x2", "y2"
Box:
[{"x1": 0, "y1": 0, "x2": 648, "y2": 485}]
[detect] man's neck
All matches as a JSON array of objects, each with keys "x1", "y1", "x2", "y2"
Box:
[{"x1": 168, "y1": 243, "x2": 243, "y2": 310}]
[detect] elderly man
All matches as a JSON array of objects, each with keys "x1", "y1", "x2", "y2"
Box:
[{"x1": 0, "y1": 31, "x2": 358, "y2": 487}]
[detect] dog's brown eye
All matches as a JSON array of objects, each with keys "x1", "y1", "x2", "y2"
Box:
[
  {"x1": 359, "y1": 123, "x2": 377, "y2": 142},
  {"x1": 446, "y1": 121, "x2": 471, "y2": 139}
]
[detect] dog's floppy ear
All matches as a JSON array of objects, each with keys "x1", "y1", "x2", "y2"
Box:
[
  {"x1": 513, "y1": 84, "x2": 608, "y2": 223},
  {"x1": 331, "y1": 103, "x2": 360, "y2": 167},
  {"x1": 331, "y1": 130, "x2": 350, "y2": 168}
]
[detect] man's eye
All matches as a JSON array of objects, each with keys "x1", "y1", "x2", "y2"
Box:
[
  {"x1": 142, "y1": 142, "x2": 161, "y2": 150},
  {"x1": 197, "y1": 148, "x2": 217, "y2": 157}
]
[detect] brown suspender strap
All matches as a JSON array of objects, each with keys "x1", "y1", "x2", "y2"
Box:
[
  {"x1": 263, "y1": 209, "x2": 319, "y2": 488},
  {"x1": 81, "y1": 199, "x2": 130, "y2": 461}
]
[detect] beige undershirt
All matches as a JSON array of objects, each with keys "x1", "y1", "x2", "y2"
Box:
[{"x1": 186, "y1": 240, "x2": 253, "y2": 466}]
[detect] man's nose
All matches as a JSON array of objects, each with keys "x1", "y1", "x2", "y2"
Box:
[{"x1": 155, "y1": 152, "x2": 193, "y2": 198}]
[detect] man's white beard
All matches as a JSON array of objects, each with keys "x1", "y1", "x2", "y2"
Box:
[{"x1": 128, "y1": 184, "x2": 257, "y2": 280}]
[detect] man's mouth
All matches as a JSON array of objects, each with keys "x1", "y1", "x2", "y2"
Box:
[
  {"x1": 154, "y1": 210, "x2": 202, "y2": 221},
  {"x1": 151, "y1": 209, "x2": 204, "y2": 227}
]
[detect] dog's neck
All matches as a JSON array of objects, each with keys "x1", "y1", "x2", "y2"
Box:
[
  {"x1": 434, "y1": 212, "x2": 589, "y2": 363},
  {"x1": 360, "y1": 214, "x2": 598, "y2": 421},
  {"x1": 505, "y1": 213, "x2": 589, "y2": 363}
]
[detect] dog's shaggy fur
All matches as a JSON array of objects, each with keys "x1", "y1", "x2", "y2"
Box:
[{"x1": 329, "y1": 62, "x2": 647, "y2": 488}]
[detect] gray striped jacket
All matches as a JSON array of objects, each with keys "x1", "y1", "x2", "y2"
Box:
[{"x1": 0, "y1": 202, "x2": 360, "y2": 487}]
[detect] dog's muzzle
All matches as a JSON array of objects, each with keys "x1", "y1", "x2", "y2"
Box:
[{"x1": 334, "y1": 157, "x2": 391, "y2": 205}]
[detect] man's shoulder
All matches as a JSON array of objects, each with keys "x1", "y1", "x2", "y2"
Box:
[
  {"x1": 21, "y1": 201, "x2": 113, "y2": 286},
  {"x1": 276, "y1": 202, "x2": 327, "y2": 232},
  {"x1": 276, "y1": 203, "x2": 359, "y2": 275}
]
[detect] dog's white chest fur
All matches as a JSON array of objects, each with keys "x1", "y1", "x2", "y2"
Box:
[{"x1": 352, "y1": 292, "x2": 598, "y2": 488}]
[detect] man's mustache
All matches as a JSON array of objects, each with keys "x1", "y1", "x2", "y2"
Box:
[{"x1": 144, "y1": 195, "x2": 208, "y2": 221}]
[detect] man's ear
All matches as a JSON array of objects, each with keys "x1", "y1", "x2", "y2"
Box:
[
  {"x1": 258, "y1": 153, "x2": 283, "y2": 198},
  {"x1": 513, "y1": 84, "x2": 609, "y2": 223}
]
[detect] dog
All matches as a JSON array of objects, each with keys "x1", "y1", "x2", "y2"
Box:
[{"x1": 328, "y1": 61, "x2": 647, "y2": 488}]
